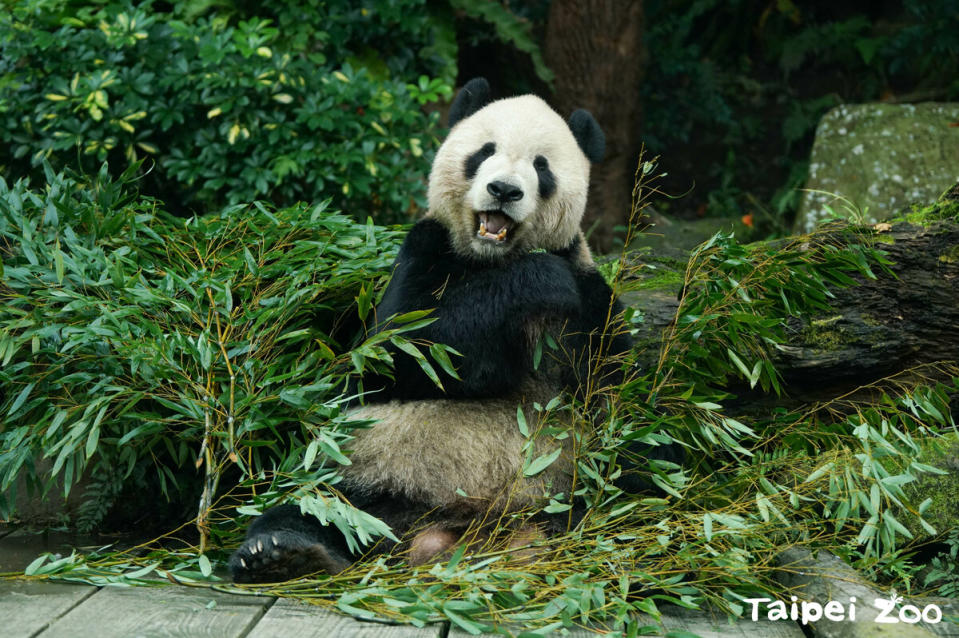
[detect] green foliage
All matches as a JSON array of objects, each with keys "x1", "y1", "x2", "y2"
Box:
[
  {"x1": 654, "y1": 226, "x2": 892, "y2": 397},
  {"x1": 0, "y1": 0, "x2": 556, "y2": 221},
  {"x1": 0, "y1": 164, "x2": 417, "y2": 534},
  {"x1": 22, "y1": 548, "x2": 221, "y2": 585},
  {"x1": 643, "y1": 0, "x2": 959, "y2": 227},
  {"x1": 924, "y1": 529, "x2": 959, "y2": 597},
  {"x1": 0, "y1": 0, "x2": 451, "y2": 220}
]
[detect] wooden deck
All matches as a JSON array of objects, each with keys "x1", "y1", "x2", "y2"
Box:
[{"x1": 1, "y1": 578, "x2": 812, "y2": 638}]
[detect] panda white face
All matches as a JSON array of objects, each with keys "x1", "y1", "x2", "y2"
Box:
[{"x1": 427, "y1": 95, "x2": 592, "y2": 262}]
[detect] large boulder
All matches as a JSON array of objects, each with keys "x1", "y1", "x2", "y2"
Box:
[{"x1": 797, "y1": 103, "x2": 959, "y2": 233}]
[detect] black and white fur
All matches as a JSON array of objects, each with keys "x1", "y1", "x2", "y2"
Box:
[{"x1": 230, "y1": 78, "x2": 631, "y2": 583}]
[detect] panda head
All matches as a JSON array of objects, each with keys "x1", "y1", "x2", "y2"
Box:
[{"x1": 427, "y1": 78, "x2": 605, "y2": 261}]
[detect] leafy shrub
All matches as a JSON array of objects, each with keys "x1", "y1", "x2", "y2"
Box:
[
  {"x1": 0, "y1": 164, "x2": 417, "y2": 536},
  {"x1": 0, "y1": 1, "x2": 451, "y2": 220}
]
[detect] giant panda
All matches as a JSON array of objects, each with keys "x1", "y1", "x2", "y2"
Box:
[{"x1": 229, "y1": 78, "x2": 633, "y2": 583}]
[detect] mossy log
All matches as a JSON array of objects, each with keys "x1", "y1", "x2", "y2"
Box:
[
  {"x1": 775, "y1": 220, "x2": 959, "y2": 394},
  {"x1": 623, "y1": 198, "x2": 959, "y2": 403}
]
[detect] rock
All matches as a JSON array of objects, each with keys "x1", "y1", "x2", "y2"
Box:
[
  {"x1": 6, "y1": 458, "x2": 88, "y2": 527},
  {"x1": 797, "y1": 103, "x2": 959, "y2": 233},
  {"x1": 630, "y1": 212, "x2": 756, "y2": 260},
  {"x1": 773, "y1": 548, "x2": 948, "y2": 638}
]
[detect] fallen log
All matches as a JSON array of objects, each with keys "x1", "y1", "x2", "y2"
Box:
[{"x1": 622, "y1": 188, "x2": 959, "y2": 404}]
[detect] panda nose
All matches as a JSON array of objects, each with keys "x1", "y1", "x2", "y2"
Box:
[{"x1": 487, "y1": 180, "x2": 524, "y2": 202}]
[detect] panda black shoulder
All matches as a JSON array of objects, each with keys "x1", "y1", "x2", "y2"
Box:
[{"x1": 399, "y1": 218, "x2": 454, "y2": 258}]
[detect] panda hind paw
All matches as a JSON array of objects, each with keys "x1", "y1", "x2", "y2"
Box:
[{"x1": 229, "y1": 530, "x2": 350, "y2": 583}]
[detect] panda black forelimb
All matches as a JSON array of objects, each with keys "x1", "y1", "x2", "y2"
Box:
[
  {"x1": 360, "y1": 219, "x2": 587, "y2": 401},
  {"x1": 550, "y1": 236, "x2": 634, "y2": 395}
]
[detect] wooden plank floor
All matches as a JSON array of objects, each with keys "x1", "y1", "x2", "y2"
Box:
[
  {"x1": 0, "y1": 580, "x2": 445, "y2": 638},
  {"x1": 0, "y1": 579, "x2": 817, "y2": 638}
]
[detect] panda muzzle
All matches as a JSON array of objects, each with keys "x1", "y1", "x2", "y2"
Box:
[{"x1": 477, "y1": 211, "x2": 514, "y2": 243}]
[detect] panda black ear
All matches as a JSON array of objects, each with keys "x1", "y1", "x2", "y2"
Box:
[
  {"x1": 448, "y1": 77, "x2": 492, "y2": 128},
  {"x1": 568, "y1": 109, "x2": 605, "y2": 163}
]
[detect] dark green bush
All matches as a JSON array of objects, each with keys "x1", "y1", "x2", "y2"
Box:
[
  {"x1": 0, "y1": 164, "x2": 411, "y2": 528},
  {"x1": 0, "y1": 0, "x2": 452, "y2": 219},
  {"x1": 643, "y1": 0, "x2": 959, "y2": 227}
]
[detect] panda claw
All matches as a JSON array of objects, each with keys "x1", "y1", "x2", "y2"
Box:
[
  {"x1": 240, "y1": 557, "x2": 247, "y2": 568},
  {"x1": 256, "y1": 539, "x2": 263, "y2": 553}
]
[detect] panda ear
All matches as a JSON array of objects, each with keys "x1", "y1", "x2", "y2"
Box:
[
  {"x1": 568, "y1": 109, "x2": 605, "y2": 163},
  {"x1": 448, "y1": 78, "x2": 492, "y2": 128}
]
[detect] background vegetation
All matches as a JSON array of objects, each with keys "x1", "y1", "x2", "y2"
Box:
[
  {"x1": 640, "y1": 0, "x2": 959, "y2": 230},
  {"x1": 0, "y1": 0, "x2": 454, "y2": 219},
  {"x1": 2, "y1": 0, "x2": 958, "y2": 635}
]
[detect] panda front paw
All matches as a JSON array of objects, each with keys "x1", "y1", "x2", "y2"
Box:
[{"x1": 229, "y1": 530, "x2": 351, "y2": 583}]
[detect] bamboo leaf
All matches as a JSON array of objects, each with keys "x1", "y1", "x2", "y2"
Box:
[{"x1": 523, "y1": 446, "x2": 562, "y2": 477}]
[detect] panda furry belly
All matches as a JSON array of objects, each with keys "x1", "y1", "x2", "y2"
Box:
[{"x1": 342, "y1": 378, "x2": 575, "y2": 512}]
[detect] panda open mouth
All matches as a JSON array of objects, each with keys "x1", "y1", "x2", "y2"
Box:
[{"x1": 476, "y1": 211, "x2": 515, "y2": 243}]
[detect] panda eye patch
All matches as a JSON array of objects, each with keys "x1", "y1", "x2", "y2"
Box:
[
  {"x1": 533, "y1": 155, "x2": 556, "y2": 199},
  {"x1": 464, "y1": 142, "x2": 496, "y2": 179}
]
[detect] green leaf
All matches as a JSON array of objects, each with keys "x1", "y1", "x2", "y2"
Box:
[
  {"x1": 727, "y1": 348, "x2": 751, "y2": 379},
  {"x1": 523, "y1": 446, "x2": 562, "y2": 477},
  {"x1": 356, "y1": 283, "x2": 372, "y2": 321},
  {"x1": 804, "y1": 462, "x2": 834, "y2": 483},
  {"x1": 393, "y1": 339, "x2": 444, "y2": 390},
  {"x1": 443, "y1": 606, "x2": 488, "y2": 635},
  {"x1": 429, "y1": 343, "x2": 461, "y2": 380},
  {"x1": 516, "y1": 405, "x2": 529, "y2": 438},
  {"x1": 7, "y1": 383, "x2": 35, "y2": 416},
  {"x1": 543, "y1": 500, "x2": 571, "y2": 513},
  {"x1": 24, "y1": 554, "x2": 51, "y2": 576},
  {"x1": 54, "y1": 238, "x2": 65, "y2": 284},
  {"x1": 391, "y1": 309, "x2": 434, "y2": 324},
  {"x1": 303, "y1": 439, "x2": 319, "y2": 470},
  {"x1": 197, "y1": 554, "x2": 212, "y2": 577},
  {"x1": 243, "y1": 247, "x2": 259, "y2": 275}
]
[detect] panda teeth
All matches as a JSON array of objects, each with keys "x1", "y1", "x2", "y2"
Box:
[{"x1": 476, "y1": 211, "x2": 509, "y2": 242}]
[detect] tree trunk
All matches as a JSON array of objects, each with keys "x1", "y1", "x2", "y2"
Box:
[
  {"x1": 623, "y1": 218, "x2": 959, "y2": 403},
  {"x1": 545, "y1": 0, "x2": 646, "y2": 252}
]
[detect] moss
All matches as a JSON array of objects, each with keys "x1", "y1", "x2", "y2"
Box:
[
  {"x1": 636, "y1": 270, "x2": 685, "y2": 291},
  {"x1": 639, "y1": 252, "x2": 688, "y2": 272},
  {"x1": 895, "y1": 198, "x2": 959, "y2": 225},
  {"x1": 811, "y1": 315, "x2": 843, "y2": 328},
  {"x1": 801, "y1": 315, "x2": 850, "y2": 350},
  {"x1": 903, "y1": 433, "x2": 959, "y2": 538},
  {"x1": 939, "y1": 245, "x2": 959, "y2": 264},
  {"x1": 802, "y1": 327, "x2": 846, "y2": 350}
]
